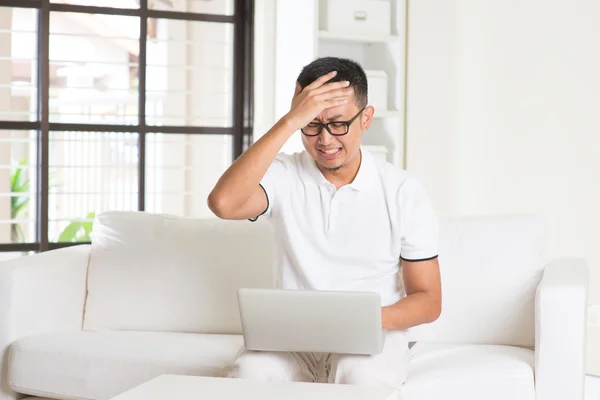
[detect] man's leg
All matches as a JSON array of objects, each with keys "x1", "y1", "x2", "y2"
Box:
[
  {"x1": 328, "y1": 330, "x2": 411, "y2": 387},
  {"x1": 224, "y1": 348, "x2": 315, "y2": 382}
]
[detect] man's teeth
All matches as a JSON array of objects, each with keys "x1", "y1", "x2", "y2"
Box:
[{"x1": 321, "y1": 149, "x2": 339, "y2": 154}]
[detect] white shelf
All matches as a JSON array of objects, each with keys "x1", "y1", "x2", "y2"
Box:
[
  {"x1": 363, "y1": 145, "x2": 389, "y2": 162},
  {"x1": 315, "y1": 0, "x2": 405, "y2": 167},
  {"x1": 318, "y1": 30, "x2": 401, "y2": 44},
  {"x1": 373, "y1": 110, "x2": 401, "y2": 119}
]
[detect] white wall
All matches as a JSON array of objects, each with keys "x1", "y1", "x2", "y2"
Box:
[
  {"x1": 253, "y1": 0, "x2": 276, "y2": 141},
  {"x1": 0, "y1": 9, "x2": 12, "y2": 243},
  {"x1": 273, "y1": 0, "x2": 318, "y2": 154},
  {"x1": 586, "y1": 375, "x2": 600, "y2": 400},
  {"x1": 253, "y1": 0, "x2": 314, "y2": 146},
  {"x1": 406, "y1": 0, "x2": 600, "y2": 374}
]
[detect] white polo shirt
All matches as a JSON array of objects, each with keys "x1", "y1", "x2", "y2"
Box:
[{"x1": 252, "y1": 148, "x2": 439, "y2": 307}]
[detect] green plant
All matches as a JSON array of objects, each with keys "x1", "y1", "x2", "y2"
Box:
[
  {"x1": 57, "y1": 211, "x2": 95, "y2": 243},
  {"x1": 10, "y1": 159, "x2": 30, "y2": 242},
  {"x1": 10, "y1": 158, "x2": 95, "y2": 243}
]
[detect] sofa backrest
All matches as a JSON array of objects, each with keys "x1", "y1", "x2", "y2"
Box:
[
  {"x1": 406, "y1": 215, "x2": 547, "y2": 348},
  {"x1": 83, "y1": 211, "x2": 276, "y2": 335},
  {"x1": 84, "y1": 212, "x2": 546, "y2": 347}
]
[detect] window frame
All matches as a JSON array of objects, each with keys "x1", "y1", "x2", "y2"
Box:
[{"x1": 0, "y1": 0, "x2": 254, "y2": 252}]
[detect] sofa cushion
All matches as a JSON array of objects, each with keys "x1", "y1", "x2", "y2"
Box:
[
  {"x1": 407, "y1": 215, "x2": 546, "y2": 347},
  {"x1": 403, "y1": 343, "x2": 535, "y2": 400},
  {"x1": 11, "y1": 334, "x2": 536, "y2": 400},
  {"x1": 83, "y1": 211, "x2": 276, "y2": 334},
  {"x1": 8, "y1": 331, "x2": 244, "y2": 400}
]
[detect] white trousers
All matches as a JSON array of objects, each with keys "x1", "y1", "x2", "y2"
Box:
[{"x1": 224, "y1": 330, "x2": 410, "y2": 388}]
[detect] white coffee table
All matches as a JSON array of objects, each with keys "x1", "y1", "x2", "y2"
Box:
[{"x1": 110, "y1": 375, "x2": 399, "y2": 400}]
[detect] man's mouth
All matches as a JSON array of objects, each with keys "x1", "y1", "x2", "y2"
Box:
[{"x1": 318, "y1": 147, "x2": 342, "y2": 159}]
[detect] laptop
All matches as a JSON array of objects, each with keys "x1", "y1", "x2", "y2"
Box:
[{"x1": 237, "y1": 288, "x2": 385, "y2": 355}]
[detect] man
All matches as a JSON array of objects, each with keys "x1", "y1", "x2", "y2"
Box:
[{"x1": 208, "y1": 57, "x2": 441, "y2": 387}]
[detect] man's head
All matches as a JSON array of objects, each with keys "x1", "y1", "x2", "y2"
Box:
[{"x1": 296, "y1": 57, "x2": 374, "y2": 173}]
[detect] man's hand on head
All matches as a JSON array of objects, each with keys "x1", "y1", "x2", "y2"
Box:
[{"x1": 283, "y1": 71, "x2": 354, "y2": 132}]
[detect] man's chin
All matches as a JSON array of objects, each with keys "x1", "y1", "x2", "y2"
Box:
[
  {"x1": 317, "y1": 159, "x2": 344, "y2": 172},
  {"x1": 307, "y1": 149, "x2": 346, "y2": 171}
]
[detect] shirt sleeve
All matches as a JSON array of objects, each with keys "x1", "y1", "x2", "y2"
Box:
[
  {"x1": 249, "y1": 153, "x2": 291, "y2": 222},
  {"x1": 398, "y1": 176, "x2": 439, "y2": 262}
]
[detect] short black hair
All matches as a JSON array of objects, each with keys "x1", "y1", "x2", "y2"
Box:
[{"x1": 297, "y1": 57, "x2": 368, "y2": 107}]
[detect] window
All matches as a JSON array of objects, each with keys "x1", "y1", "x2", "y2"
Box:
[{"x1": 0, "y1": 0, "x2": 254, "y2": 253}]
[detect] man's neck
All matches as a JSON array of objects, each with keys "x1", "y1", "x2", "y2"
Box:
[{"x1": 317, "y1": 151, "x2": 362, "y2": 189}]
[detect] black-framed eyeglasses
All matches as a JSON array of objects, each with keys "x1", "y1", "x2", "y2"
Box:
[{"x1": 301, "y1": 106, "x2": 366, "y2": 136}]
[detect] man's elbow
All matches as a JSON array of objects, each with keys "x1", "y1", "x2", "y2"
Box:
[
  {"x1": 207, "y1": 191, "x2": 230, "y2": 219},
  {"x1": 426, "y1": 296, "x2": 442, "y2": 323}
]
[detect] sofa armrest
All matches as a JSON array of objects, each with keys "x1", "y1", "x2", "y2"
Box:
[
  {"x1": 535, "y1": 258, "x2": 589, "y2": 400},
  {"x1": 0, "y1": 245, "x2": 91, "y2": 400}
]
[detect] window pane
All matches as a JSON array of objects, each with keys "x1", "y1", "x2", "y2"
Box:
[
  {"x1": 0, "y1": 130, "x2": 37, "y2": 244},
  {"x1": 146, "y1": 133, "x2": 231, "y2": 218},
  {"x1": 146, "y1": 20, "x2": 233, "y2": 127},
  {"x1": 51, "y1": 0, "x2": 139, "y2": 8},
  {"x1": 151, "y1": 0, "x2": 234, "y2": 16},
  {"x1": 49, "y1": 131, "x2": 139, "y2": 242},
  {"x1": 0, "y1": 7, "x2": 38, "y2": 122},
  {"x1": 49, "y1": 13, "x2": 140, "y2": 125}
]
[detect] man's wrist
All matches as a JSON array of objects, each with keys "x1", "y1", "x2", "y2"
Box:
[
  {"x1": 279, "y1": 114, "x2": 301, "y2": 134},
  {"x1": 381, "y1": 306, "x2": 393, "y2": 330}
]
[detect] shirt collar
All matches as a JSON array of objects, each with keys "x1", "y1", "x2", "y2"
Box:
[
  {"x1": 348, "y1": 148, "x2": 377, "y2": 192},
  {"x1": 302, "y1": 147, "x2": 377, "y2": 192}
]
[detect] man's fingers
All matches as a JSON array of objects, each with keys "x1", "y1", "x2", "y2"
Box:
[
  {"x1": 317, "y1": 87, "x2": 353, "y2": 103},
  {"x1": 324, "y1": 98, "x2": 350, "y2": 108},
  {"x1": 314, "y1": 80, "x2": 351, "y2": 95},
  {"x1": 304, "y1": 70, "x2": 338, "y2": 90}
]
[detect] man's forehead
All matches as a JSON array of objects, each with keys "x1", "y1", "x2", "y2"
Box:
[{"x1": 314, "y1": 103, "x2": 359, "y2": 122}]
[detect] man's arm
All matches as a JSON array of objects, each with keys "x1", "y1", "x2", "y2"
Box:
[
  {"x1": 207, "y1": 71, "x2": 352, "y2": 220},
  {"x1": 207, "y1": 117, "x2": 294, "y2": 220},
  {"x1": 381, "y1": 258, "x2": 442, "y2": 330}
]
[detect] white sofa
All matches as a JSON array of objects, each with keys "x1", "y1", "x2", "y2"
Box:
[{"x1": 0, "y1": 211, "x2": 589, "y2": 400}]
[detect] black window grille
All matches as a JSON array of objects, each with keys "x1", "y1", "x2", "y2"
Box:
[{"x1": 0, "y1": 0, "x2": 254, "y2": 255}]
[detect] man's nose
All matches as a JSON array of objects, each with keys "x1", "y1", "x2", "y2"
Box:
[{"x1": 318, "y1": 129, "x2": 335, "y2": 146}]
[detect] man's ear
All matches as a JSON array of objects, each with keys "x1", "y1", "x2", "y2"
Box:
[{"x1": 362, "y1": 105, "x2": 375, "y2": 129}]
